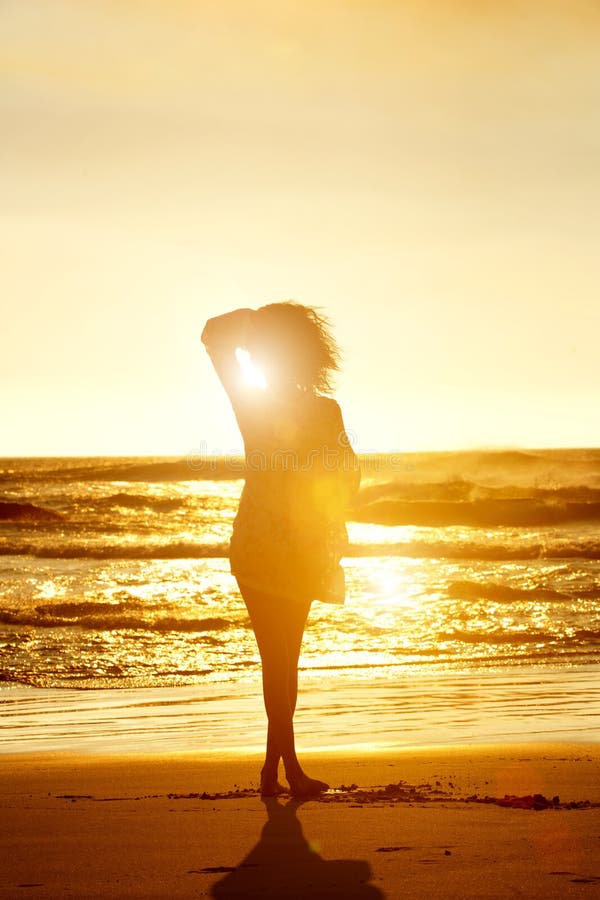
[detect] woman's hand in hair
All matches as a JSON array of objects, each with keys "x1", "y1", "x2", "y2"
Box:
[{"x1": 201, "y1": 308, "x2": 255, "y2": 349}]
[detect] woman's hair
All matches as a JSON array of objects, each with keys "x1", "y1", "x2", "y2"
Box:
[{"x1": 249, "y1": 301, "x2": 341, "y2": 394}]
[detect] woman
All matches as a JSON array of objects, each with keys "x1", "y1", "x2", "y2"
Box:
[{"x1": 201, "y1": 301, "x2": 360, "y2": 797}]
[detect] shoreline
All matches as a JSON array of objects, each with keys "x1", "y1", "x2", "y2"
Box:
[
  {"x1": 1, "y1": 744, "x2": 598, "y2": 898},
  {"x1": 2, "y1": 664, "x2": 598, "y2": 756}
]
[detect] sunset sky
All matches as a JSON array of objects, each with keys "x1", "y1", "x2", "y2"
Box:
[{"x1": 2, "y1": 0, "x2": 599, "y2": 456}]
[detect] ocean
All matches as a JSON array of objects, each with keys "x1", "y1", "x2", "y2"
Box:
[{"x1": 1, "y1": 448, "x2": 598, "y2": 691}]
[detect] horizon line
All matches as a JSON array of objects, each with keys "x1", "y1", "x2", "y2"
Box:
[{"x1": 1, "y1": 444, "x2": 599, "y2": 461}]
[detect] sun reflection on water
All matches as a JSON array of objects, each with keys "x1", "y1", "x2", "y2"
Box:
[{"x1": 365, "y1": 558, "x2": 424, "y2": 606}]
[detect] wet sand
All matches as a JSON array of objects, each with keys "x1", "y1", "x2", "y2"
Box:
[{"x1": 1, "y1": 744, "x2": 598, "y2": 898}]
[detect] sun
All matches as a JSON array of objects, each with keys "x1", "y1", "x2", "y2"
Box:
[{"x1": 235, "y1": 347, "x2": 267, "y2": 390}]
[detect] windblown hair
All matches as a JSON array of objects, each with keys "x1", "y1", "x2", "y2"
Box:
[{"x1": 249, "y1": 301, "x2": 341, "y2": 394}]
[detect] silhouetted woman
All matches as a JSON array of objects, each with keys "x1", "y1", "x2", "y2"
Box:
[{"x1": 201, "y1": 302, "x2": 360, "y2": 797}]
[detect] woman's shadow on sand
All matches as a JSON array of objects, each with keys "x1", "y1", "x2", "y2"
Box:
[{"x1": 211, "y1": 796, "x2": 384, "y2": 899}]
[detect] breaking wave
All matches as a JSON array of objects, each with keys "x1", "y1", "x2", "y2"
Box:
[
  {"x1": 447, "y1": 580, "x2": 600, "y2": 603},
  {"x1": 98, "y1": 492, "x2": 186, "y2": 512},
  {"x1": 0, "y1": 501, "x2": 63, "y2": 523},
  {"x1": 0, "y1": 538, "x2": 599, "y2": 560},
  {"x1": 351, "y1": 498, "x2": 600, "y2": 527},
  {"x1": 0, "y1": 599, "x2": 232, "y2": 633},
  {"x1": 0, "y1": 541, "x2": 229, "y2": 559}
]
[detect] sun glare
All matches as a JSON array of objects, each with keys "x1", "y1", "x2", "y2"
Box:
[{"x1": 235, "y1": 347, "x2": 267, "y2": 390}]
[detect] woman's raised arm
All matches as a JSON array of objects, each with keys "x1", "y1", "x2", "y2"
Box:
[
  {"x1": 201, "y1": 308, "x2": 254, "y2": 350},
  {"x1": 201, "y1": 307, "x2": 256, "y2": 421}
]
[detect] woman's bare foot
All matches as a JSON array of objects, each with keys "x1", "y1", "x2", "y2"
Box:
[
  {"x1": 286, "y1": 772, "x2": 329, "y2": 798},
  {"x1": 260, "y1": 771, "x2": 287, "y2": 797}
]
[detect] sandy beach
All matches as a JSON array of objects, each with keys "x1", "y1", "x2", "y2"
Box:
[{"x1": 1, "y1": 743, "x2": 598, "y2": 898}]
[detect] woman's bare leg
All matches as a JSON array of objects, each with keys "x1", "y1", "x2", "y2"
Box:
[
  {"x1": 277, "y1": 600, "x2": 329, "y2": 797},
  {"x1": 240, "y1": 584, "x2": 328, "y2": 796},
  {"x1": 262, "y1": 598, "x2": 308, "y2": 786}
]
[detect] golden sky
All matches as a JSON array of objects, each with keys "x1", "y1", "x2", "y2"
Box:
[{"x1": 2, "y1": 0, "x2": 599, "y2": 455}]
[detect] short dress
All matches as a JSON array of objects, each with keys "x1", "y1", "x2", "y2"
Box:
[{"x1": 229, "y1": 393, "x2": 358, "y2": 605}]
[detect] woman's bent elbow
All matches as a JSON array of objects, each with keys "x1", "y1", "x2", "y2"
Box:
[{"x1": 201, "y1": 309, "x2": 254, "y2": 347}]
